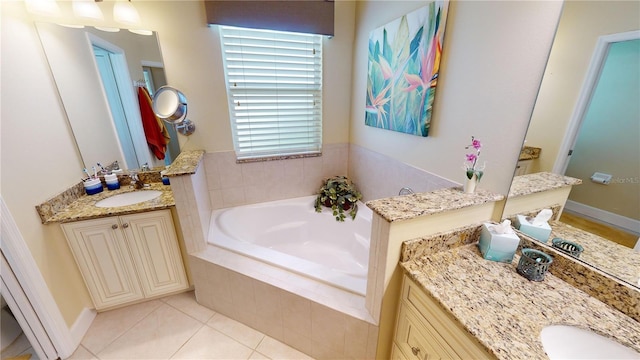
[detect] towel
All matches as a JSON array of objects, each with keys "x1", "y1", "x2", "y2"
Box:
[{"x1": 137, "y1": 87, "x2": 170, "y2": 160}]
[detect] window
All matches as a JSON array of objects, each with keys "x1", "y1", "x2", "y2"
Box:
[{"x1": 219, "y1": 26, "x2": 323, "y2": 160}]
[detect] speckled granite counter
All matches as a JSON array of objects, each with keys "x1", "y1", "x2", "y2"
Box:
[
  {"x1": 366, "y1": 188, "x2": 504, "y2": 223},
  {"x1": 509, "y1": 172, "x2": 582, "y2": 198},
  {"x1": 163, "y1": 150, "x2": 205, "y2": 177},
  {"x1": 39, "y1": 183, "x2": 174, "y2": 224},
  {"x1": 402, "y1": 245, "x2": 640, "y2": 360},
  {"x1": 549, "y1": 220, "x2": 640, "y2": 287},
  {"x1": 518, "y1": 146, "x2": 541, "y2": 161}
]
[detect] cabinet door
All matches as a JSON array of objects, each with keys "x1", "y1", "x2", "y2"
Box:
[
  {"x1": 62, "y1": 218, "x2": 144, "y2": 310},
  {"x1": 120, "y1": 210, "x2": 188, "y2": 298},
  {"x1": 395, "y1": 305, "x2": 454, "y2": 360}
]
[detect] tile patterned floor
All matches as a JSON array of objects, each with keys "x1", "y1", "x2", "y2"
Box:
[{"x1": 68, "y1": 291, "x2": 314, "y2": 360}]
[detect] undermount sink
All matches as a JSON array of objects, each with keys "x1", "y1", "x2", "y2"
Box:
[
  {"x1": 540, "y1": 325, "x2": 640, "y2": 359},
  {"x1": 95, "y1": 190, "x2": 162, "y2": 208}
]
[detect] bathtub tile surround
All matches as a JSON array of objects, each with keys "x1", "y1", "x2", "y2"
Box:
[
  {"x1": 189, "y1": 253, "x2": 378, "y2": 360},
  {"x1": 203, "y1": 144, "x2": 348, "y2": 210},
  {"x1": 169, "y1": 154, "x2": 212, "y2": 254},
  {"x1": 401, "y1": 245, "x2": 640, "y2": 359},
  {"x1": 348, "y1": 144, "x2": 458, "y2": 201}
]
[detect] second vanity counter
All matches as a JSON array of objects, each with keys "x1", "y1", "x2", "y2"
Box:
[{"x1": 401, "y1": 245, "x2": 640, "y2": 359}]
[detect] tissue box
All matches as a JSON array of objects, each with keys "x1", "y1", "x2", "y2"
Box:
[
  {"x1": 478, "y1": 223, "x2": 521, "y2": 263},
  {"x1": 515, "y1": 215, "x2": 551, "y2": 243}
]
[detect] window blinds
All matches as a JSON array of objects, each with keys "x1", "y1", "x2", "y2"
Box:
[{"x1": 220, "y1": 26, "x2": 323, "y2": 160}]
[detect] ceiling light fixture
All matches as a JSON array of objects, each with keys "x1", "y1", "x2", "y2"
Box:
[
  {"x1": 24, "y1": 0, "x2": 61, "y2": 17},
  {"x1": 72, "y1": 0, "x2": 104, "y2": 21},
  {"x1": 113, "y1": 0, "x2": 141, "y2": 27}
]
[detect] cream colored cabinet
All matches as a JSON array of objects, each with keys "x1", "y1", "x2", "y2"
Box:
[
  {"x1": 62, "y1": 210, "x2": 188, "y2": 310},
  {"x1": 515, "y1": 160, "x2": 532, "y2": 176},
  {"x1": 393, "y1": 275, "x2": 494, "y2": 360}
]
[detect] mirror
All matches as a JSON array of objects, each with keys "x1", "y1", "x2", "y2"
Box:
[
  {"x1": 153, "y1": 86, "x2": 196, "y2": 136},
  {"x1": 504, "y1": 1, "x2": 640, "y2": 288},
  {"x1": 36, "y1": 22, "x2": 181, "y2": 170}
]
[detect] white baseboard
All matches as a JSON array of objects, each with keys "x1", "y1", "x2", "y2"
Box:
[
  {"x1": 564, "y1": 200, "x2": 640, "y2": 235},
  {"x1": 68, "y1": 307, "x2": 96, "y2": 356}
]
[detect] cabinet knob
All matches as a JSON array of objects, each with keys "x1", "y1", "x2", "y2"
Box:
[
  {"x1": 111, "y1": 224, "x2": 118, "y2": 230},
  {"x1": 411, "y1": 346, "x2": 420, "y2": 356},
  {"x1": 122, "y1": 223, "x2": 129, "y2": 228}
]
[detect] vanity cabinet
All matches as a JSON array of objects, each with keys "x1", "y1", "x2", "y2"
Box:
[
  {"x1": 61, "y1": 209, "x2": 188, "y2": 310},
  {"x1": 393, "y1": 275, "x2": 494, "y2": 360},
  {"x1": 515, "y1": 160, "x2": 532, "y2": 176}
]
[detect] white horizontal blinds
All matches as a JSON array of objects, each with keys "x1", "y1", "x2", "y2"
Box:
[{"x1": 220, "y1": 26, "x2": 323, "y2": 160}]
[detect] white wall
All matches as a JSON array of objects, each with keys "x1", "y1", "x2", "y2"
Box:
[
  {"x1": 564, "y1": 39, "x2": 639, "y2": 220},
  {"x1": 1, "y1": 3, "x2": 94, "y2": 326},
  {"x1": 525, "y1": 0, "x2": 640, "y2": 174},
  {"x1": 350, "y1": 1, "x2": 563, "y2": 195}
]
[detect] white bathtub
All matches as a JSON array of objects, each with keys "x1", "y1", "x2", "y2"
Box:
[{"x1": 208, "y1": 196, "x2": 372, "y2": 295}]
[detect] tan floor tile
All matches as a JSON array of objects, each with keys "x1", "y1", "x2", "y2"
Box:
[
  {"x1": 81, "y1": 300, "x2": 162, "y2": 354},
  {"x1": 163, "y1": 291, "x2": 216, "y2": 323},
  {"x1": 171, "y1": 325, "x2": 253, "y2": 359},
  {"x1": 66, "y1": 345, "x2": 98, "y2": 360},
  {"x1": 97, "y1": 303, "x2": 202, "y2": 359}
]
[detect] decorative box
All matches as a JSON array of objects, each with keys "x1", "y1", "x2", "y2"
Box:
[
  {"x1": 478, "y1": 222, "x2": 521, "y2": 263},
  {"x1": 515, "y1": 214, "x2": 551, "y2": 243}
]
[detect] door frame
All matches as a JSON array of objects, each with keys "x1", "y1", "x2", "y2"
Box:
[
  {"x1": 552, "y1": 30, "x2": 640, "y2": 174},
  {"x1": 88, "y1": 33, "x2": 152, "y2": 169},
  {"x1": 0, "y1": 197, "x2": 81, "y2": 359}
]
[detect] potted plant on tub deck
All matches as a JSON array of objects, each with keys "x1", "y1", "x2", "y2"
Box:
[{"x1": 315, "y1": 176, "x2": 363, "y2": 222}]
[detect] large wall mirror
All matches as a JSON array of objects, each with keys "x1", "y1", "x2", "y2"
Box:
[
  {"x1": 36, "y1": 22, "x2": 180, "y2": 171},
  {"x1": 504, "y1": 1, "x2": 639, "y2": 288}
]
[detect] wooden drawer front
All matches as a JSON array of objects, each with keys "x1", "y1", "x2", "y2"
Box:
[
  {"x1": 395, "y1": 305, "x2": 457, "y2": 360},
  {"x1": 391, "y1": 343, "x2": 409, "y2": 360},
  {"x1": 402, "y1": 276, "x2": 494, "y2": 359}
]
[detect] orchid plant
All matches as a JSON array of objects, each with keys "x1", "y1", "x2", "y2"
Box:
[{"x1": 464, "y1": 136, "x2": 484, "y2": 181}]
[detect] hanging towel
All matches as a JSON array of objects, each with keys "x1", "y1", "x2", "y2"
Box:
[{"x1": 137, "y1": 86, "x2": 169, "y2": 160}]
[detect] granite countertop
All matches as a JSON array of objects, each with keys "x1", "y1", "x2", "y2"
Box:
[
  {"x1": 366, "y1": 188, "x2": 504, "y2": 223},
  {"x1": 42, "y1": 182, "x2": 174, "y2": 224},
  {"x1": 518, "y1": 146, "x2": 542, "y2": 161},
  {"x1": 509, "y1": 172, "x2": 582, "y2": 198},
  {"x1": 163, "y1": 150, "x2": 205, "y2": 177},
  {"x1": 549, "y1": 220, "x2": 640, "y2": 287},
  {"x1": 402, "y1": 245, "x2": 640, "y2": 360}
]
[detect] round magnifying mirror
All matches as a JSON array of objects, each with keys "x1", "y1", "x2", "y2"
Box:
[{"x1": 152, "y1": 86, "x2": 187, "y2": 124}]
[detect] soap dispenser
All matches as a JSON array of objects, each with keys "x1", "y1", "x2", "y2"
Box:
[{"x1": 104, "y1": 173, "x2": 120, "y2": 190}]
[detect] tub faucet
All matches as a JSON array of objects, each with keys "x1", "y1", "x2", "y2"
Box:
[{"x1": 399, "y1": 187, "x2": 414, "y2": 196}]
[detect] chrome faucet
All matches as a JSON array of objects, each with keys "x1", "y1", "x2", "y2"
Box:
[
  {"x1": 130, "y1": 172, "x2": 145, "y2": 189},
  {"x1": 399, "y1": 187, "x2": 415, "y2": 196}
]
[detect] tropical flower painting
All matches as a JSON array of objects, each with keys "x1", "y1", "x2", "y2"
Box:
[{"x1": 365, "y1": 2, "x2": 449, "y2": 137}]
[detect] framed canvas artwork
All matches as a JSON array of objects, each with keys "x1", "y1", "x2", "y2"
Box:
[{"x1": 365, "y1": 1, "x2": 450, "y2": 137}]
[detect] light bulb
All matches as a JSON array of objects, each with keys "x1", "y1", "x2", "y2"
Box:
[
  {"x1": 24, "y1": 0, "x2": 61, "y2": 17},
  {"x1": 72, "y1": 0, "x2": 104, "y2": 21},
  {"x1": 113, "y1": 0, "x2": 141, "y2": 26}
]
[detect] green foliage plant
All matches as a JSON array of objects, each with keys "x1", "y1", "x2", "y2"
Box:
[{"x1": 314, "y1": 176, "x2": 363, "y2": 222}]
